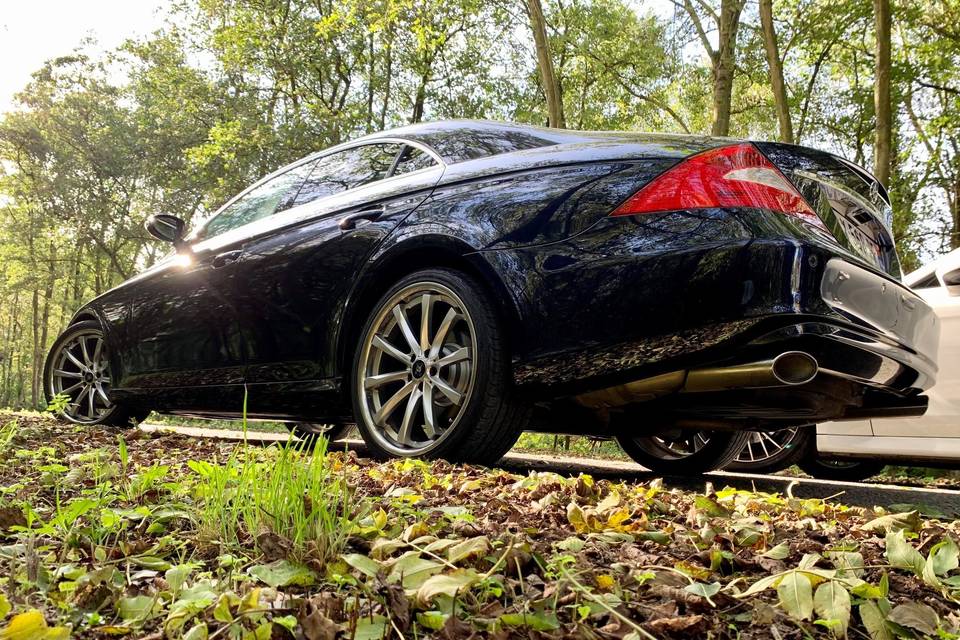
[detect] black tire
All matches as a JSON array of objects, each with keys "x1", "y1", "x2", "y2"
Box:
[
  {"x1": 287, "y1": 422, "x2": 352, "y2": 446},
  {"x1": 798, "y1": 457, "x2": 885, "y2": 481},
  {"x1": 350, "y1": 268, "x2": 528, "y2": 465},
  {"x1": 616, "y1": 430, "x2": 753, "y2": 475},
  {"x1": 43, "y1": 320, "x2": 147, "y2": 428},
  {"x1": 725, "y1": 427, "x2": 813, "y2": 473}
]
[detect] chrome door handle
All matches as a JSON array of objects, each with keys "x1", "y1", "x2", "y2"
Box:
[
  {"x1": 340, "y1": 205, "x2": 386, "y2": 230},
  {"x1": 211, "y1": 249, "x2": 243, "y2": 268}
]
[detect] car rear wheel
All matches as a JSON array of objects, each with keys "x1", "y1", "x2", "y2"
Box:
[
  {"x1": 725, "y1": 426, "x2": 811, "y2": 473},
  {"x1": 616, "y1": 429, "x2": 752, "y2": 475},
  {"x1": 44, "y1": 320, "x2": 146, "y2": 427},
  {"x1": 351, "y1": 268, "x2": 527, "y2": 465}
]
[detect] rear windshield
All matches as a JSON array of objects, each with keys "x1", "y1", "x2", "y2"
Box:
[{"x1": 415, "y1": 129, "x2": 561, "y2": 162}]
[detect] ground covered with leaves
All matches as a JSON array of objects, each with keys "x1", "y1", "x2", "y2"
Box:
[{"x1": 2, "y1": 411, "x2": 960, "y2": 639}]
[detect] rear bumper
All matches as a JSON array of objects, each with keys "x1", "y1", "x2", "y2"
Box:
[{"x1": 511, "y1": 233, "x2": 939, "y2": 411}]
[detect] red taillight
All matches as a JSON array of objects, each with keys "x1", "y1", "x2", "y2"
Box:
[{"x1": 611, "y1": 143, "x2": 826, "y2": 230}]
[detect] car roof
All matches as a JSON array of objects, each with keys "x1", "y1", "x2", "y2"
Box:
[{"x1": 354, "y1": 119, "x2": 723, "y2": 164}]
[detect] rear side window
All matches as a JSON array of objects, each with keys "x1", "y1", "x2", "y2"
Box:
[
  {"x1": 293, "y1": 143, "x2": 404, "y2": 207},
  {"x1": 392, "y1": 145, "x2": 438, "y2": 175}
]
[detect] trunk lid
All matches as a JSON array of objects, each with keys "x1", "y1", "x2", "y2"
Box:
[{"x1": 755, "y1": 141, "x2": 901, "y2": 279}]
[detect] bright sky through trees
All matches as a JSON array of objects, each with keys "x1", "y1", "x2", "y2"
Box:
[{"x1": 0, "y1": 1, "x2": 166, "y2": 112}]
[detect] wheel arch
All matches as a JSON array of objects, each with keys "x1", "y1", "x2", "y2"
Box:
[
  {"x1": 68, "y1": 307, "x2": 106, "y2": 329},
  {"x1": 334, "y1": 234, "x2": 524, "y2": 388}
]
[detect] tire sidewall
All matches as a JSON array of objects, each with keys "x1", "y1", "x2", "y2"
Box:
[
  {"x1": 350, "y1": 268, "x2": 501, "y2": 460},
  {"x1": 617, "y1": 431, "x2": 753, "y2": 475}
]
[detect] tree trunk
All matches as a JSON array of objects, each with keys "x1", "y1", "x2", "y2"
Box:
[
  {"x1": 874, "y1": 0, "x2": 892, "y2": 186},
  {"x1": 711, "y1": 0, "x2": 746, "y2": 136},
  {"x1": 527, "y1": 0, "x2": 565, "y2": 128},
  {"x1": 759, "y1": 0, "x2": 793, "y2": 143}
]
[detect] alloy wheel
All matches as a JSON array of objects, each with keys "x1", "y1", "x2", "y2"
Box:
[
  {"x1": 735, "y1": 427, "x2": 801, "y2": 464},
  {"x1": 357, "y1": 282, "x2": 477, "y2": 456},
  {"x1": 47, "y1": 328, "x2": 115, "y2": 424},
  {"x1": 649, "y1": 431, "x2": 712, "y2": 459}
]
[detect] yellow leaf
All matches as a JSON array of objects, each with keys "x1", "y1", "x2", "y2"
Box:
[
  {"x1": 596, "y1": 491, "x2": 621, "y2": 512},
  {"x1": 0, "y1": 610, "x2": 70, "y2": 640},
  {"x1": 606, "y1": 508, "x2": 632, "y2": 530},
  {"x1": 596, "y1": 574, "x2": 616, "y2": 591},
  {"x1": 566, "y1": 503, "x2": 588, "y2": 533}
]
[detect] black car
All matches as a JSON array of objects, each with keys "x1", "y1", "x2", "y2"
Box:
[{"x1": 44, "y1": 120, "x2": 940, "y2": 472}]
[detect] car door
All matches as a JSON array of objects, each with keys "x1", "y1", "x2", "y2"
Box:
[
  {"x1": 113, "y1": 160, "x2": 316, "y2": 411},
  {"x1": 230, "y1": 143, "x2": 444, "y2": 417}
]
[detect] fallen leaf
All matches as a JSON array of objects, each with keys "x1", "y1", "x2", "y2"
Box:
[
  {"x1": 446, "y1": 536, "x2": 490, "y2": 564},
  {"x1": 416, "y1": 570, "x2": 480, "y2": 604},
  {"x1": 777, "y1": 571, "x2": 813, "y2": 621},
  {"x1": 887, "y1": 602, "x2": 939, "y2": 636},
  {"x1": 859, "y1": 601, "x2": 893, "y2": 640},
  {"x1": 248, "y1": 560, "x2": 317, "y2": 588},
  {"x1": 0, "y1": 610, "x2": 70, "y2": 640},
  {"x1": 813, "y1": 581, "x2": 851, "y2": 638},
  {"x1": 860, "y1": 511, "x2": 920, "y2": 534}
]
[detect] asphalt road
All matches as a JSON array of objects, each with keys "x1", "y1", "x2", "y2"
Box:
[{"x1": 140, "y1": 423, "x2": 960, "y2": 517}]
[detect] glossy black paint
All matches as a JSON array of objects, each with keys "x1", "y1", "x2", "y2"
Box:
[{"x1": 65, "y1": 120, "x2": 938, "y2": 431}]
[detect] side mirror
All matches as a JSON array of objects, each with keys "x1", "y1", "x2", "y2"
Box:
[{"x1": 145, "y1": 214, "x2": 187, "y2": 248}]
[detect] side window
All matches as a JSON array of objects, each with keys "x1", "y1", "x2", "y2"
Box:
[
  {"x1": 200, "y1": 161, "x2": 316, "y2": 239},
  {"x1": 392, "y1": 145, "x2": 439, "y2": 176},
  {"x1": 293, "y1": 143, "x2": 404, "y2": 207}
]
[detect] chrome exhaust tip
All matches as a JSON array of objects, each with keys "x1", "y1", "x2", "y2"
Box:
[
  {"x1": 574, "y1": 351, "x2": 820, "y2": 409},
  {"x1": 770, "y1": 351, "x2": 819, "y2": 386},
  {"x1": 683, "y1": 351, "x2": 819, "y2": 392}
]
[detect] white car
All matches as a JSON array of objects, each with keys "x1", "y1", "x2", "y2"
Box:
[{"x1": 725, "y1": 247, "x2": 960, "y2": 479}]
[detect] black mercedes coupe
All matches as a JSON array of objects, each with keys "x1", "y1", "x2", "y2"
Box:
[{"x1": 45, "y1": 120, "x2": 940, "y2": 472}]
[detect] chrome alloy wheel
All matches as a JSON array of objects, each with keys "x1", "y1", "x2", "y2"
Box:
[
  {"x1": 357, "y1": 282, "x2": 477, "y2": 456},
  {"x1": 47, "y1": 328, "x2": 115, "y2": 424},
  {"x1": 735, "y1": 427, "x2": 801, "y2": 464},
  {"x1": 649, "y1": 431, "x2": 712, "y2": 458}
]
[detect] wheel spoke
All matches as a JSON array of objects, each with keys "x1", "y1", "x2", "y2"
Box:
[
  {"x1": 372, "y1": 335, "x2": 409, "y2": 364},
  {"x1": 61, "y1": 381, "x2": 83, "y2": 396},
  {"x1": 92, "y1": 337, "x2": 103, "y2": 366},
  {"x1": 95, "y1": 384, "x2": 111, "y2": 406},
  {"x1": 436, "y1": 347, "x2": 470, "y2": 368},
  {"x1": 397, "y1": 385, "x2": 423, "y2": 445},
  {"x1": 54, "y1": 369, "x2": 82, "y2": 379},
  {"x1": 74, "y1": 385, "x2": 89, "y2": 411},
  {"x1": 429, "y1": 308, "x2": 460, "y2": 358},
  {"x1": 393, "y1": 305, "x2": 421, "y2": 355},
  {"x1": 88, "y1": 386, "x2": 96, "y2": 417},
  {"x1": 422, "y1": 383, "x2": 437, "y2": 438},
  {"x1": 364, "y1": 370, "x2": 409, "y2": 390},
  {"x1": 432, "y1": 376, "x2": 464, "y2": 405},
  {"x1": 64, "y1": 350, "x2": 85, "y2": 370},
  {"x1": 419, "y1": 294, "x2": 433, "y2": 352},
  {"x1": 373, "y1": 379, "x2": 418, "y2": 425},
  {"x1": 80, "y1": 337, "x2": 92, "y2": 367}
]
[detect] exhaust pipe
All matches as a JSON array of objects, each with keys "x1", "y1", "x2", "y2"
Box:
[
  {"x1": 575, "y1": 351, "x2": 819, "y2": 409},
  {"x1": 683, "y1": 351, "x2": 819, "y2": 392}
]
